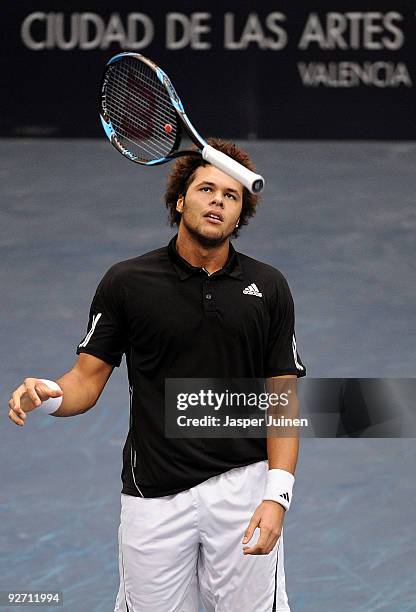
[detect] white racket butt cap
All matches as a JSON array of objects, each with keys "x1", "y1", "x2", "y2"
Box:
[{"x1": 202, "y1": 145, "x2": 264, "y2": 194}]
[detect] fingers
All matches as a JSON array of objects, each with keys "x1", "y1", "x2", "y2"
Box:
[
  {"x1": 9, "y1": 384, "x2": 29, "y2": 425},
  {"x1": 242, "y1": 512, "x2": 260, "y2": 545},
  {"x1": 8, "y1": 377, "x2": 60, "y2": 427},
  {"x1": 8, "y1": 401, "x2": 26, "y2": 426},
  {"x1": 10, "y1": 384, "x2": 25, "y2": 413},
  {"x1": 34, "y1": 382, "x2": 63, "y2": 400},
  {"x1": 243, "y1": 524, "x2": 280, "y2": 556},
  {"x1": 24, "y1": 379, "x2": 43, "y2": 408}
]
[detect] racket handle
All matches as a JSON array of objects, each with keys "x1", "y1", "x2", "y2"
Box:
[{"x1": 202, "y1": 145, "x2": 265, "y2": 194}]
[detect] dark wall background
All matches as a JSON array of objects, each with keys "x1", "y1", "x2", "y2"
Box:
[{"x1": 2, "y1": 1, "x2": 416, "y2": 139}]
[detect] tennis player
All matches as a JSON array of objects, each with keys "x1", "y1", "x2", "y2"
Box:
[{"x1": 8, "y1": 139, "x2": 305, "y2": 612}]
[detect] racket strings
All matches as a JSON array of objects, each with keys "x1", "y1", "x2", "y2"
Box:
[
  {"x1": 110, "y1": 68, "x2": 176, "y2": 135},
  {"x1": 119, "y1": 65, "x2": 176, "y2": 114},
  {"x1": 105, "y1": 61, "x2": 174, "y2": 135},
  {"x1": 106, "y1": 76, "x2": 174, "y2": 155},
  {"x1": 116, "y1": 61, "x2": 174, "y2": 108},
  {"x1": 106, "y1": 80, "x2": 176, "y2": 153},
  {"x1": 108, "y1": 59, "x2": 174, "y2": 115},
  {"x1": 105, "y1": 88, "x2": 173, "y2": 159},
  {"x1": 106, "y1": 106, "x2": 173, "y2": 161},
  {"x1": 104, "y1": 57, "x2": 179, "y2": 162},
  {"x1": 108, "y1": 81, "x2": 176, "y2": 160}
]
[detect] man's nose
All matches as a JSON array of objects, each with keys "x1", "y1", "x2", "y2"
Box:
[{"x1": 211, "y1": 191, "x2": 224, "y2": 206}]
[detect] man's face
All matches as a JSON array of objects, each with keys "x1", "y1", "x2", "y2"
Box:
[{"x1": 176, "y1": 165, "x2": 243, "y2": 247}]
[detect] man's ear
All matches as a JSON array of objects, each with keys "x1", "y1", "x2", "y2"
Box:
[{"x1": 176, "y1": 196, "x2": 184, "y2": 213}]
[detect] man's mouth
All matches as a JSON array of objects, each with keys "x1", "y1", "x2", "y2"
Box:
[{"x1": 204, "y1": 212, "x2": 223, "y2": 224}]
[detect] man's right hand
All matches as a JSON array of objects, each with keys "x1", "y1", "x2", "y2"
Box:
[{"x1": 8, "y1": 378, "x2": 63, "y2": 426}]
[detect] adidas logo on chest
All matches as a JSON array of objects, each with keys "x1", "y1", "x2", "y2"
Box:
[{"x1": 243, "y1": 283, "x2": 262, "y2": 298}]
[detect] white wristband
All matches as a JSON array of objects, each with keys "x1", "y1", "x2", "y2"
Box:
[
  {"x1": 37, "y1": 379, "x2": 63, "y2": 415},
  {"x1": 263, "y1": 469, "x2": 295, "y2": 511}
]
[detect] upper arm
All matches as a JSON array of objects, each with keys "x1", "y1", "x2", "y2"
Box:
[
  {"x1": 266, "y1": 375, "x2": 297, "y2": 395},
  {"x1": 72, "y1": 353, "x2": 114, "y2": 402},
  {"x1": 265, "y1": 274, "x2": 306, "y2": 378},
  {"x1": 76, "y1": 266, "x2": 128, "y2": 367}
]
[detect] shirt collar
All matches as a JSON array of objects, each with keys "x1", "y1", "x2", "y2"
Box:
[{"x1": 168, "y1": 235, "x2": 244, "y2": 281}]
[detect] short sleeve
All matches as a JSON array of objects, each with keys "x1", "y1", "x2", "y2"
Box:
[
  {"x1": 265, "y1": 275, "x2": 306, "y2": 378},
  {"x1": 76, "y1": 267, "x2": 128, "y2": 367}
]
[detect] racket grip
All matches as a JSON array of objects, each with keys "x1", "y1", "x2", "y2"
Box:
[{"x1": 202, "y1": 145, "x2": 265, "y2": 194}]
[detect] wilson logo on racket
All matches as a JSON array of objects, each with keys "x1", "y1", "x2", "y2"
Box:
[{"x1": 121, "y1": 70, "x2": 156, "y2": 142}]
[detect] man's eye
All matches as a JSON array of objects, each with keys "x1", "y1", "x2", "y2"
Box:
[
  {"x1": 200, "y1": 187, "x2": 211, "y2": 192},
  {"x1": 226, "y1": 193, "x2": 236, "y2": 200}
]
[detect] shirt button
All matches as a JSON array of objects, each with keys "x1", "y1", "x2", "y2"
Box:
[{"x1": 205, "y1": 293, "x2": 212, "y2": 300}]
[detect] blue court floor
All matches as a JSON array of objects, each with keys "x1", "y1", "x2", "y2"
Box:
[{"x1": 1, "y1": 140, "x2": 415, "y2": 611}]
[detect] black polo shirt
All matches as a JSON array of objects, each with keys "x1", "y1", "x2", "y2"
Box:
[{"x1": 76, "y1": 236, "x2": 306, "y2": 497}]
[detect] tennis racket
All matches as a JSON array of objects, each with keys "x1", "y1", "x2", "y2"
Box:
[{"x1": 99, "y1": 52, "x2": 265, "y2": 194}]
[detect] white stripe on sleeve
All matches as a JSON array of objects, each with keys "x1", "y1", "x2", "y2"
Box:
[
  {"x1": 292, "y1": 334, "x2": 304, "y2": 372},
  {"x1": 78, "y1": 312, "x2": 102, "y2": 348}
]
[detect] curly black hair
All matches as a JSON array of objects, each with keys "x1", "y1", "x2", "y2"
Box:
[{"x1": 164, "y1": 138, "x2": 260, "y2": 238}]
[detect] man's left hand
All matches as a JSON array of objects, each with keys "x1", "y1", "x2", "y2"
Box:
[{"x1": 242, "y1": 500, "x2": 285, "y2": 555}]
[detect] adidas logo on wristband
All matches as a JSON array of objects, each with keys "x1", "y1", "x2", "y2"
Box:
[{"x1": 263, "y1": 469, "x2": 295, "y2": 511}]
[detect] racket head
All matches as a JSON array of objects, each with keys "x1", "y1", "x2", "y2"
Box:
[
  {"x1": 100, "y1": 53, "x2": 193, "y2": 165},
  {"x1": 99, "y1": 53, "x2": 264, "y2": 193}
]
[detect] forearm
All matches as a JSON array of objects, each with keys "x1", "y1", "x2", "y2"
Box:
[
  {"x1": 266, "y1": 375, "x2": 299, "y2": 474},
  {"x1": 52, "y1": 369, "x2": 99, "y2": 417},
  {"x1": 267, "y1": 436, "x2": 299, "y2": 474}
]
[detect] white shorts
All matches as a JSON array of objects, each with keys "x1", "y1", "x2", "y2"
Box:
[{"x1": 114, "y1": 460, "x2": 291, "y2": 612}]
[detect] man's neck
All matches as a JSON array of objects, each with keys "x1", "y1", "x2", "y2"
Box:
[{"x1": 176, "y1": 228, "x2": 230, "y2": 275}]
